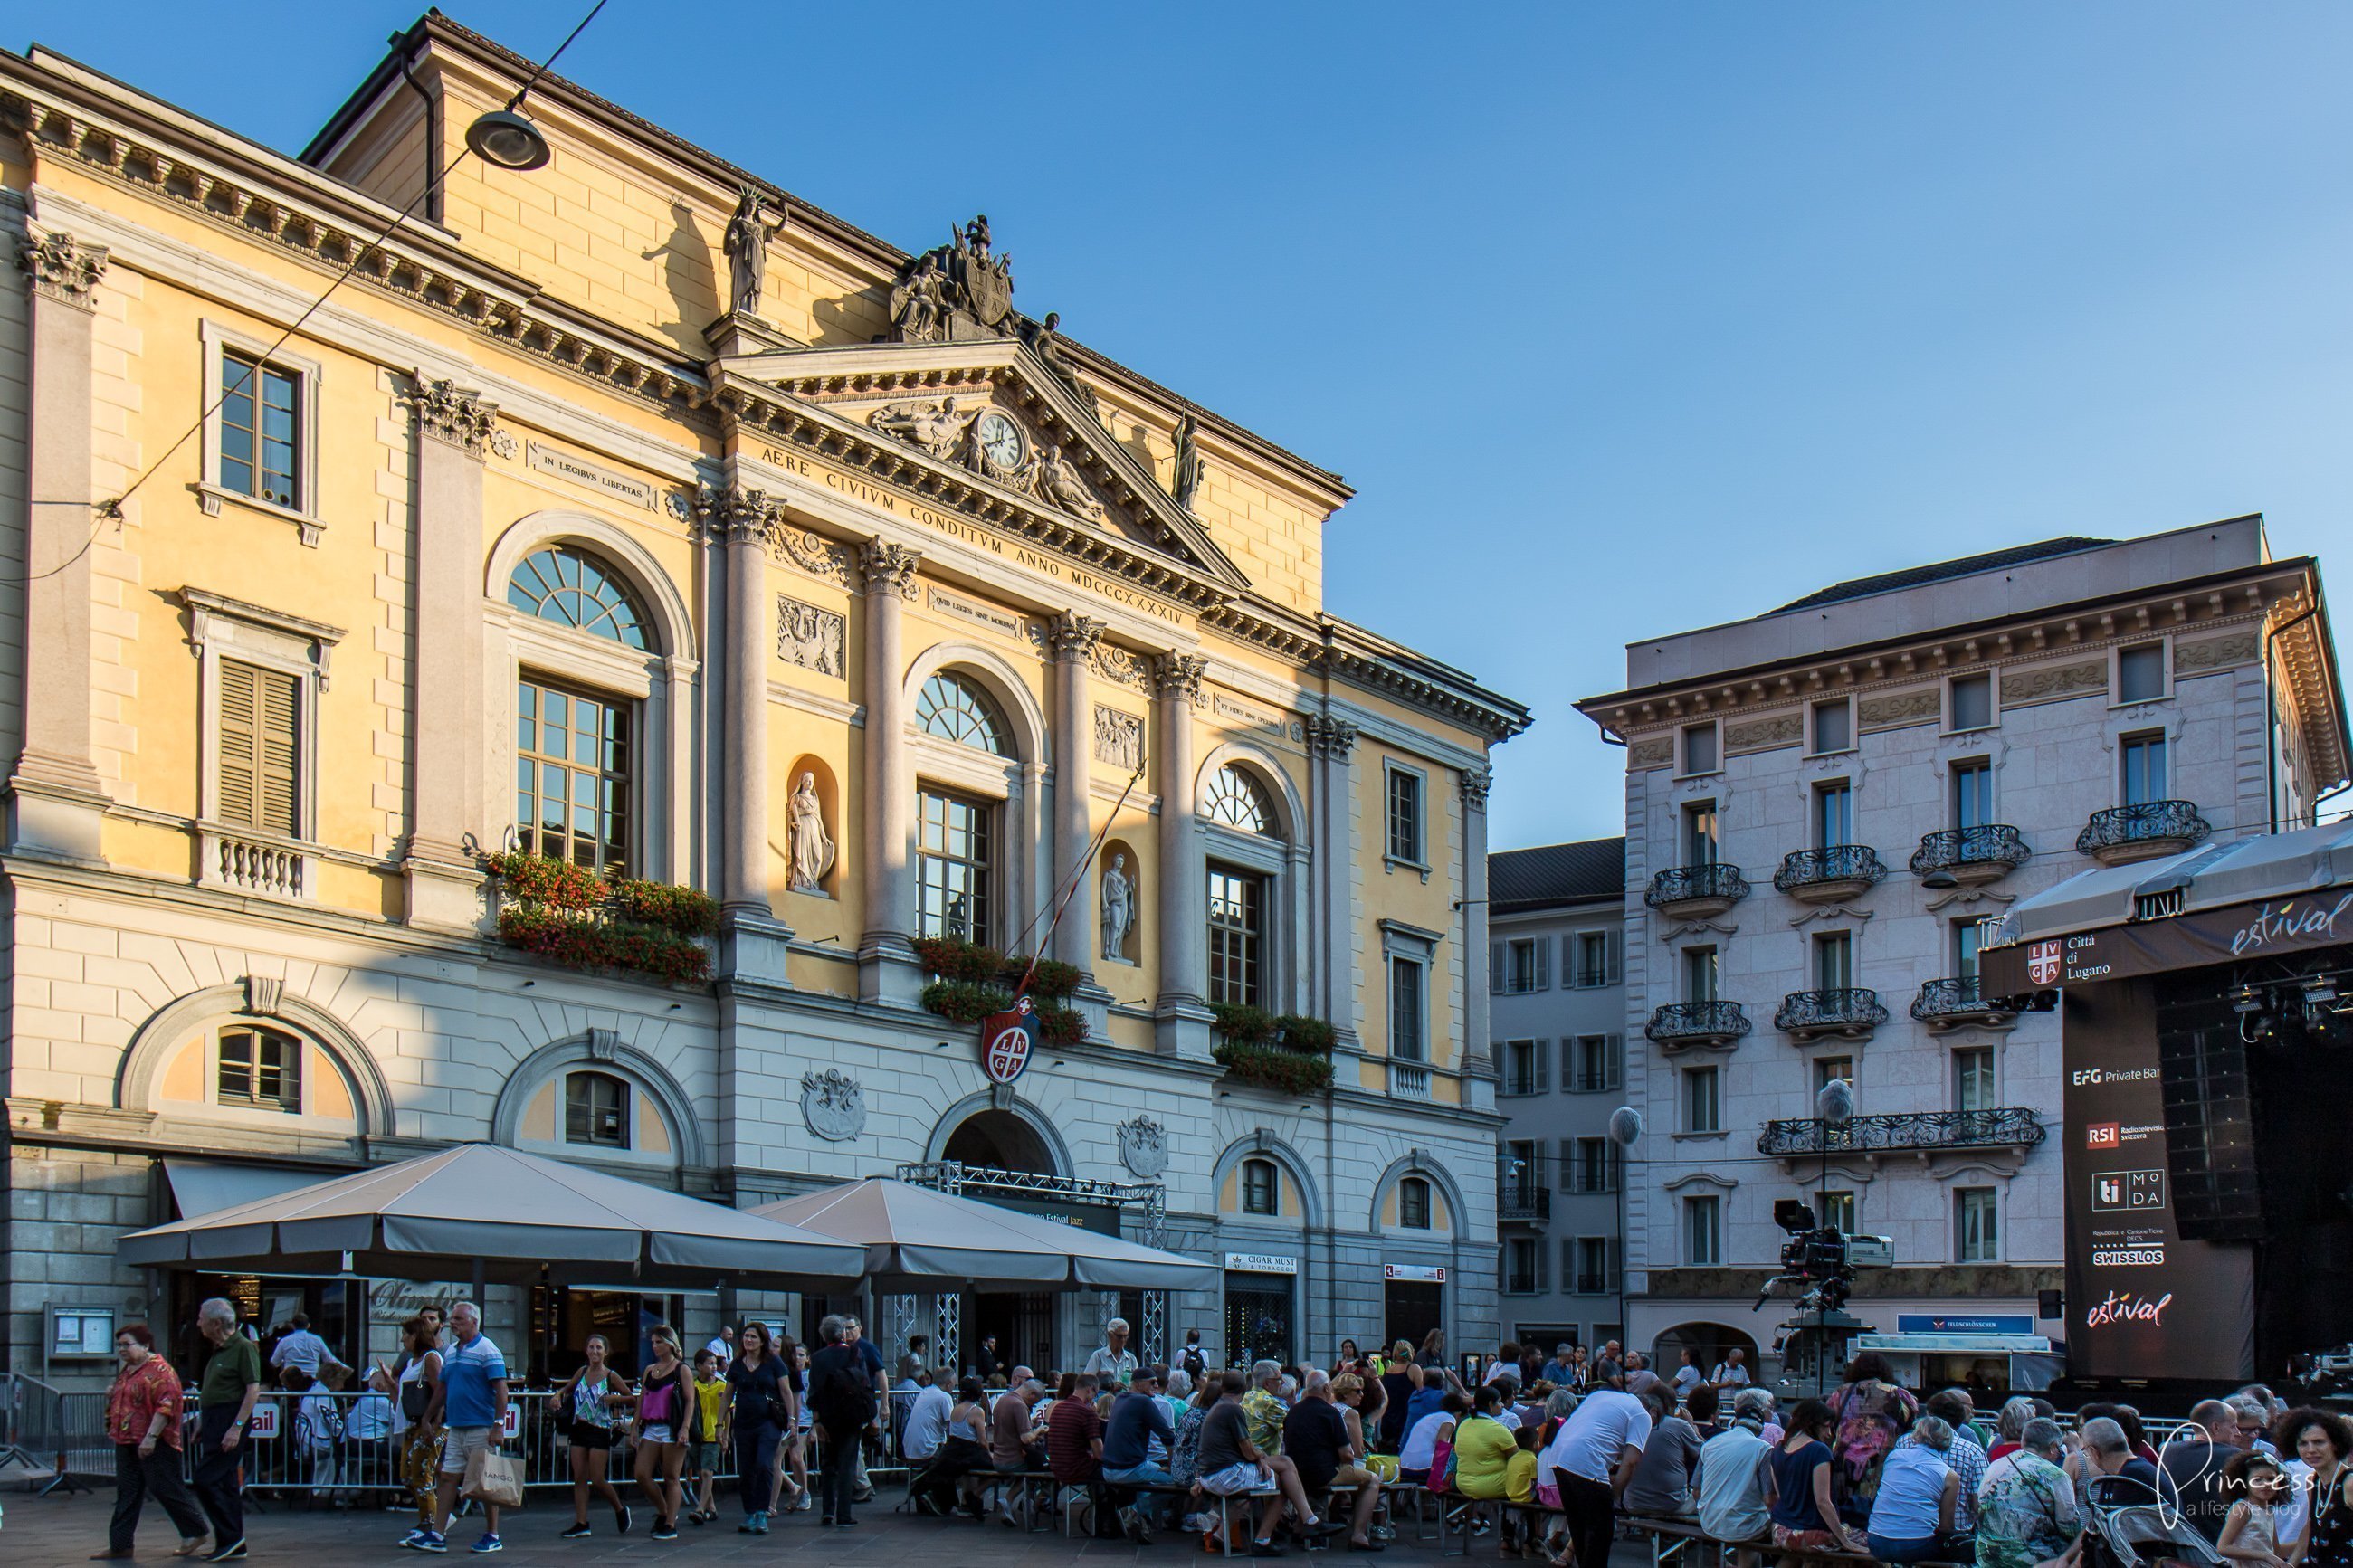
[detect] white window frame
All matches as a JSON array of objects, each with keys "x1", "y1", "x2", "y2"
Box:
[
  {"x1": 1572, "y1": 1235, "x2": 1612, "y2": 1294},
  {"x1": 1955, "y1": 1185, "x2": 2000, "y2": 1263},
  {"x1": 1681, "y1": 1064, "x2": 1722, "y2": 1135},
  {"x1": 1383, "y1": 759, "x2": 1430, "y2": 877},
  {"x1": 1563, "y1": 1033, "x2": 1623, "y2": 1093},
  {"x1": 1681, "y1": 945, "x2": 1719, "y2": 1003},
  {"x1": 1681, "y1": 798, "x2": 1720, "y2": 865},
  {"x1": 1502, "y1": 1235, "x2": 1545, "y2": 1296},
  {"x1": 1808, "y1": 695, "x2": 1856, "y2": 757},
  {"x1": 563, "y1": 1069, "x2": 634, "y2": 1150},
  {"x1": 2110, "y1": 637, "x2": 2173, "y2": 708},
  {"x1": 1683, "y1": 1194, "x2": 1723, "y2": 1267},
  {"x1": 1382, "y1": 919, "x2": 1442, "y2": 1069},
  {"x1": 1498, "y1": 1038, "x2": 1548, "y2": 1097},
  {"x1": 1571, "y1": 928, "x2": 1622, "y2": 989},
  {"x1": 198, "y1": 321, "x2": 326, "y2": 546},
  {"x1": 2118, "y1": 729, "x2": 2169, "y2": 807},
  {"x1": 1816, "y1": 1188, "x2": 1858, "y2": 1233},
  {"x1": 180, "y1": 588, "x2": 343, "y2": 901},
  {"x1": 1677, "y1": 719, "x2": 1722, "y2": 780},
  {"x1": 1953, "y1": 1044, "x2": 1997, "y2": 1112},
  {"x1": 1950, "y1": 756, "x2": 1996, "y2": 832},
  {"x1": 1498, "y1": 936, "x2": 1548, "y2": 994},
  {"x1": 1945, "y1": 670, "x2": 1998, "y2": 734},
  {"x1": 1812, "y1": 930, "x2": 1855, "y2": 992},
  {"x1": 1814, "y1": 778, "x2": 1855, "y2": 850}
]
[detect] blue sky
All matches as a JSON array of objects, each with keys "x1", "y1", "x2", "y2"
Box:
[{"x1": 27, "y1": 3, "x2": 2352, "y2": 849}]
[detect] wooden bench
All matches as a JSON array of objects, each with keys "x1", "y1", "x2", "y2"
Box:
[{"x1": 1624, "y1": 1516, "x2": 1968, "y2": 1568}]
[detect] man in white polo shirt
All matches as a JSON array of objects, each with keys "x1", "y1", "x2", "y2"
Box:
[{"x1": 1541, "y1": 1382, "x2": 1653, "y2": 1568}]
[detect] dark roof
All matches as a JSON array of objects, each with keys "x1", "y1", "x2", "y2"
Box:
[
  {"x1": 1771, "y1": 536, "x2": 2114, "y2": 614},
  {"x1": 1489, "y1": 838, "x2": 1625, "y2": 915}
]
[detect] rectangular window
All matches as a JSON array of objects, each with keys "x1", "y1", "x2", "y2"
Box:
[
  {"x1": 219, "y1": 349, "x2": 302, "y2": 509},
  {"x1": 1812, "y1": 698, "x2": 1852, "y2": 755},
  {"x1": 1503, "y1": 1138, "x2": 1543, "y2": 1208},
  {"x1": 1573, "y1": 1136, "x2": 1618, "y2": 1193},
  {"x1": 1575, "y1": 1237, "x2": 1609, "y2": 1294},
  {"x1": 1398, "y1": 1179, "x2": 1431, "y2": 1230},
  {"x1": 1955, "y1": 1046, "x2": 1996, "y2": 1112},
  {"x1": 1813, "y1": 931, "x2": 1853, "y2": 992},
  {"x1": 1682, "y1": 946, "x2": 1719, "y2": 1003},
  {"x1": 1206, "y1": 866, "x2": 1264, "y2": 1007},
  {"x1": 1815, "y1": 1055, "x2": 1854, "y2": 1100},
  {"x1": 1683, "y1": 1195, "x2": 1723, "y2": 1267},
  {"x1": 564, "y1": 1072, "x2": 629, "y2": 1147},
  {"x1": 216, "y1": 1026, "x2": 300, "y2": 1113},
  {"x1": 516, "y1": 676, "x2": 633, "y2": 875},
  {"x1": 1386, "y1": 767, "x2": 1424, "y2": 864},
  {"x1": 2121, "y1": 733, "x2": 2168, "y2": 804},
  {"x1": 1815, "y1": 782, "x2": 1853, "y2": 849},
  {"x1": 1683, "y1": 1065, "x2": 1721, "y2": 1134},
  {"x1": 1683, "y1": 801, "x2": 1720, "y2": 865},
  {"x1": 1957, "y1": 1187, "x2": 1999, "y2": 1262},
  {"x1": 1500, "y1": 1039, "x2": 1547, "y2": 1097},
  {"x1": 1817, "y1": 1190, "x2": 1857, "y2": 1233},
  {"x1": 1574, "y1": 931, "x2": 1612, "y2": 988},
  {"x1": 218, "y1": 658, "x2": 300, "y2": 836},
  {"x1": 1952, "y1": 759, "x2": 1994, "y2": 832},
  {"x1": 1503, "y1": 1237, "x2": 1544, "y2": 1295},
  {"x1": 2118, "y1": 642, "x2": 2167, "y2": 704},
  {"x1": 918, "y1": 786, "x2": 996, "y2": 945},
  {"x1": 1389, "y1": 956, "x2": 1425, "y2": 1062},
  {"x1": 1567, "y1": 1034, "x2": 1622, "y2": 1092},
  {"x1": 1954, "y1": 919, "x2": 1986, "y2": 981},
  {"x1": 1682, "y1": 723, "x2": 1719, "y2": 776},
  {"x1": 1500, "y1": 936, "x2": 1548, "y2": 993},
  {"x1": 1241, "y1": 1159, "x2": 1277, "y2": 1216},
  {"x1": 1949, "y1": 673, "x2": 1994, "y2": 732}
]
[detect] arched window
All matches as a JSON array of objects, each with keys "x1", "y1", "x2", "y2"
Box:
[
  {"x1": 1398, "y1": 1175, "x2": 1433, "y2": 1230},
  {"x1": 565, "y1": 1070, "x2": 630, "y2": 1148},
  {"x1": 1204, "y1": 765, "x2": 1278, "y2": 836},
  {"x1": 1241, "y1": 1157, "x2": 1278, "y2": 1216},
  {"x1": 507, "y1": 546, "x2": 650, "y2": 650},
  {"x1": 916, "y1": 671, "x2": 1013, "y2": 755}
]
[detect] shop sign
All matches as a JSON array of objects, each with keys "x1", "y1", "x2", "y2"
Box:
[
  {"x1": 979, "y1": 998, "x2": 1035, "y2": 1084},
  {"x1": 1383, "y1": 1264, "x2": 1446, "y2": 1283},
  {"x1": 1224, "y1": 1253, "x2": 1299, "y2": 1275},
  {"x1": 1896, "y1": 1314, "x2": 2033, "y2": 1335}
]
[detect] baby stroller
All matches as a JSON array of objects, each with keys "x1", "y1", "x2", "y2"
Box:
[{"x1": 2080, "y1": 1498, "x2": 2226, "y2": 1568}]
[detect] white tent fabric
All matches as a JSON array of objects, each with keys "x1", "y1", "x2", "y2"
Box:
[
  {"x1": 119, "y1": 1143, "x2": 864, "y2": 1286},
  {"x1": 748, "y1": 1177, "x2": 1218, "y2": 1291}
]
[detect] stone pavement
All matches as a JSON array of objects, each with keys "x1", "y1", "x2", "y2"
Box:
[{"x1": 0, "y1": 1488, "x2": 1657, "y2": 1568}]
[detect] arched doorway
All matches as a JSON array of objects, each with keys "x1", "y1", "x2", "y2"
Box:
[
  {"x1": 942, "y1": 1108, "x2": 1055, "y2": 1174},
  {"x1": 1651, "y1": 1320, "x2": 1760, "y2": 1387}
]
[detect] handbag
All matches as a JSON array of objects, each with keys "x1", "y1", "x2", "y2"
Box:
[
  {"x1": 462, "y1": 1445, "x2": 523, "y2": 1510},
  {"x1": 400, "y1": 1379, "x2": 431, "y2": 1423}
]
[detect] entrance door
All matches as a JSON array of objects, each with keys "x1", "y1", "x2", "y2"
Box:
[
  {"x1": 1224, "y1": 1274, "x2": 1293, "y2": 1369},
  {"x1": 1384, "y1": 1281, "x2": 1443, "y2": 1356},
  {"x1": 968, "y1": 1291, "x2": 1056, "y2": 1378}
]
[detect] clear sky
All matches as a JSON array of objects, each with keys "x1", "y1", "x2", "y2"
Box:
[{"x1": 25, "y1": 4, "x2": 2351, "y2": 850}]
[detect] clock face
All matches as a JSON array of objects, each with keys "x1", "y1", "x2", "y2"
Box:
[{"x1": 976, "y1": 412, "x2": 1023, "y2": 470}]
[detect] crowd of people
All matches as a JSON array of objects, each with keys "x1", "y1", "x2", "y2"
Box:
[{"x1": 93, "y1": 1311, "x2": 2353, "y2": 1568}]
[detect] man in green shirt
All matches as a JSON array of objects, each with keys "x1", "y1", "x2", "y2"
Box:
[{"x1": 190, "y1": 1298, "x2": 262, "y2": 1563}]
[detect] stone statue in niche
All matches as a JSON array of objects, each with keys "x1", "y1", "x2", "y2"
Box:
[
  {"x1": 1101, "y1": 852, "x2": 1135, "y2": 962},
  {"x1": 723, "y1": 185, "x2": 787, "y2": 319},
  {"x1": 788, "y1": 772, "x2": 835, "y2": 894}
]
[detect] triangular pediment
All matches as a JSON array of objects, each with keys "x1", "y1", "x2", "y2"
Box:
[{"x1": 712, "y1": 338, "x2": 1247, "y2": 594}]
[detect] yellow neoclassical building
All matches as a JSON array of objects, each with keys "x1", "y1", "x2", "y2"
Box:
[{"x1": 0, "y1": 14, "x2": 1526, "y2": 1385}]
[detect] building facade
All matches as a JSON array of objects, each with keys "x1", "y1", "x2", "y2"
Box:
[
  {"x1": 0, "y1": 15, "x2": 1528, "y2": 1390},
  {"x1": 1487, "y1": 838, "x2": 1628, "y2": 1355},
  {"x1": 1575, "y1": 520, "x2": 2345, "y2": 1373}
]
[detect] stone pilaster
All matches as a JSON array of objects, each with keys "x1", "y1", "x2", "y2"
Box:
[
  {"x1": 1152, "y1": 652, "x2": 1213, "y2": 1060},
  {"x1": 1459, "y1": 764, "x2": 1496, "y2": 1112},
  {"x1": 1304, "y1": 712, "x2": 1361, "y2": 1040},
  {"x1": 1047, "y1": 613, "x2": 1105, "y2": 974},
  {"x1": 858, "y1": 540, "x2": 923, "y2": 1004},
  {"x1": 6, "y1": 229, "x2": 110, "y2": 861},
  {"x1": 400, "y1": 378, "x2": 492, "y2": 929},
  {"x1": 700, "y1": 485, "x2": 795, "y2": 984}
]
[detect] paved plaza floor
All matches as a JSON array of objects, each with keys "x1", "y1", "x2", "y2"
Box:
[{"x1": 0, "y1": 1488, "x2": 1653, "y2": 1568}]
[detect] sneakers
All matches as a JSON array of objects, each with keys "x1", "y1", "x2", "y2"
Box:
[
  {"x1": 1251, "y1": 1542, "x2": 1288, "y2": 1558},
  {"x1": 652, "y1": 1518, "x2": 679, "y2": 1541},
  {"x1": 615, "y1": 1504, "x2": 634, "y2": 1535},
  {"x1": 558, "y1": 1523, "x2": 592, "y2": 1540},
  {"x1": 397, "y1": 1529, "x2": 431, "y2": 1551},
  {"x1": 469, "y1": 1535, "x2": 502, "y2": 1554},
  {"x1": 412, "y1": 1531, "x2": 449, "y2": 1555},
  {"x1": 205, "y1": 1545, "x2": 248, "y2": 1564}
]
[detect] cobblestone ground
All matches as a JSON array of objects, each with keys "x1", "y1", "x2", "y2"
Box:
[{"x1": 0, "y1": 1487, "x2": 1653, "y2": 1568}]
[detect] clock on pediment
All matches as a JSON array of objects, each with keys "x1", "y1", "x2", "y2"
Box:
[{"x1": 972, "y1": 409, "x2": 1028, "y2": 480}]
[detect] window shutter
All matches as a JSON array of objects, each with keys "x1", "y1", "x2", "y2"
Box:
[
  {"x1": 1532, "y1": 1038, "x2": 1549, "y2": 1092},
  {"x1": 257, "y1": 664, "x2": 299, "y2": 834},
  {"x1": 218, "y1": 660, "x2": 260, "y2": 827},
  {"x1": 1531, "y1": 939, "x2": 1548, "y2": 992},
  {"x1": 1606, "y1": 928, "x2": 1624, "y2": 984},
  {"x1": 1605, "y1": 1034, "x2": 1624, "y2": 1089},
  {"x1": 1490, "y1": 942, "x2": 1506, "y2": 993},
  {"x1": 1607, "y1": 1237, "x2": 1624, "y2": 1278},
  {"x1": 1535, "y1": 1238, "x2": 1548, "y2": 1291},
  {"x1": 1558, "y1": 1137, "x2": 1575, "y2": 1193}
]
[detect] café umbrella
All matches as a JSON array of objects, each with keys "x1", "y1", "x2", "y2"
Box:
[{"x1": 117, "y1": 1142, "x2": 866, "y2": 1289}]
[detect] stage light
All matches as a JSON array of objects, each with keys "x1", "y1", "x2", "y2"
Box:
[
  {"x1": 2230, "y1": 986, "x2": 2262, "y2": 1013},
  {"x1": 2307, "y1": 978, "x2": 2339, "y2": 1005}
]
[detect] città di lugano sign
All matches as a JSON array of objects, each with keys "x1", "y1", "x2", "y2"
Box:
[{"x1": 756, "y1": 443, "x2": 1193, "y2": 628}]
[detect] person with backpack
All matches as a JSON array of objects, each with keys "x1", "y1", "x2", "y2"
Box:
[
  {"x1": 1181, "y1": 1329, "x2": 1208, "y2": 1386},
  {"x1": 807, "y1": 1315, "x2": 877, "y2": 1529},
  {"x1": 1829, "y1": 1351, "x2": 1919, "y2": 1520},
  {"x1": 554, "y1": 1333, "x2": 633, "y2": 1539}
]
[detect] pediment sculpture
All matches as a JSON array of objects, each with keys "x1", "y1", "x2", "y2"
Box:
[
  {"x1": 864, "y1": 399, "x2": 1109, "y2": 525},
  {"x1": 889, "y1": 214, "x2": 1018, "y2": 343}
]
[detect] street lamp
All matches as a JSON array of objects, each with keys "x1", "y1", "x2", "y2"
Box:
[{"x1": 466, "y1": 109, "x2": 553, "y2": 171}]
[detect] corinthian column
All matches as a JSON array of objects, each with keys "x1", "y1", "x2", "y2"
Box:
[
  {"x1": 402, "y1": 377, "x2": 495, "y2": 928},
  {"x1": 1304, "y1": 712, "x2": 1361, "y2": 1037},
  {"x1": 1048, "y1": 613, "x2": 1105, "y2": 973},
  {"x1": 6, "y1": 230, "x2": 110, "y2": 860},
  {"x1": 1152, "y1": 653, "x2": 1212, "y2": 1058},
  {"x1": 859, "y1": 541, "x2": 923, "y2": 999},
  {"x1": 706, "y1": 487, "x2": 776, "y2": 918}
]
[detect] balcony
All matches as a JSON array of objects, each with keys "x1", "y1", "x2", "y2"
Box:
[
  {"x1": 1757, "y1": 1107, "x2": 2045, "y2": 1166},
  {"x1": 1645, "y1": 999, "x2": 1751, "y2": 1051},
  {"x1": 1388, "y1": 1061, "x2": 1433, "y2": 1100},
  {"x1": 1502, "y1": 1269, "x2": 1544, "y2": 1296},
  {"x1": 1911, "y1": 825, "x2": 2033, "y2": 888},
  {"x1": 1773, "y1": 987, "x2": 1889, "y2": 1042},
  {"x1": 1773, "y1": 845, "x2": 1889, "y2": 903},
  {"x1": 1498, "y1": 1179, "x2": 1552, "y2": 1224},
  {"x1": 1574, "y1": 1273, "x2": 1608, "y2": 1296},
  {"x1": 1910, "y1": 975, "x2": 2021, "y2": 1031},
  {"x1": 1644, "y1": 862, "x2": 1750, "y2": 920},
  {"x1": 2076, "y1": 801, "x2": 2212, "y2": 866}
]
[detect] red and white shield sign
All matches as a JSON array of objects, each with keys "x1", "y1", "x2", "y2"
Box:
[
  {"x1": 981, "y1": 1001, "x2": 1035, "y2": 1085},
  {"x1": 2027, "y1": 940, "x2": 2062, "y2": 985}
]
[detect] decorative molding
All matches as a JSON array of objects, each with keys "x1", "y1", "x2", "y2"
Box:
[
  {"x1": 1459, "y1": 766, "x2": 1492, "y2": 809},
  {"x1": 693, "y1": 483, "x2": 779, "y2": 546},
  {"x1": 1858, "y1": 689, "x2": 1941, "y2": 731},
  {"x1": 14, "y1": 225, "x2": 107, "y2": 308},
  {"x1": 1924, "y1": 886, "x2": 2017, "y2": 913},
  {"x1": 585, "y1": 1027, "x2": 620, "y2": 1061},
  {"x1": 1154, "y1": 652, "x2": 1209, "y2": 706},
  {"x1": 776, "y1": 594, "x2": 845, "y2": 678},
  {"x1": 1116, "y1": 1115, "x2": 1168, "y2": 1178},
  {"x1": 2000, "y1": 660, "x2": 2106, "y2": 708},
  {"x1": 2173, "y1": 631, "x2": 2260, "y2": 675},
  {"x1": 1627, "y1": 737, "x2": 1673, "y2": 771},
  {"x1": 1303, "y1": 711, "x2": 1359, "y2": 762},
  {"x1": 1723, "y1": 712, "x2": 1802, "y2": 753},
  {"x1": 860, "y1": 539, "x2": 923, "y2": 601},
  {"x1": 404, "y1": 377, "x2": 500, "y2": 459},
  {"x1": 800, "y1": 1068, "x2": 866, "y2": 1142},
  {"x1": 243, "y1": 974, "x2": 283, "y2": 1015},
  {"x1": 1048, "y1": 611, "x2": 1107, "y2": 660},
  {"x1": 1656, "y1": 917, "x2": 1739, "y2": 944},
  {"x1": 1093, "y1": 704, "x2": 1144, "y2": 772},
  {"x1": 1787, "y1": 903, "x2": 1874, "y2": 929},
  {"x1": 1091, "y1": 642, "x2": 1149, "y2": 691},
  {"x1": 775, "y1": 527, "x2": 852, "y2": 585}
]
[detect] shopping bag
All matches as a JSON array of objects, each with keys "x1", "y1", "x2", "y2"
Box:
[{"x1": 462, "y1": 1445, "x2": 524, "y2": 1510}]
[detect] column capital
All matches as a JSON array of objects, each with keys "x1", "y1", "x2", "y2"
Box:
[
  {"x1": 1153, "y1": 651, "x2": 1207, "y2": 704},
  {"x1": 15, "y1": 228, "x2": 108, "y2": 310},
  {"x1": 1304, "y1": 711, "x2": 1359, "y2": 761},
  {"x1": 860, "y1": 539, "x2": 923, "y2": 600},
  {"x1": 1459, "y1": 764, "x2": 1493, "y2": 809},
  {"x1": 405, "y1": 377, "x2": 501, "y2": 460},
  {"x1": 694, "y1": 482, "x2": 782, "y2": 546},
  {"x1": 1047, "y1": 612, "x2": 1106, "y2": 660}
]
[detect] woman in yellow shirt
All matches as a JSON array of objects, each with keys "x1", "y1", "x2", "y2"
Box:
[{"x1": 1452, "y1": 1383, "x2": 1521, "y2": 1500}]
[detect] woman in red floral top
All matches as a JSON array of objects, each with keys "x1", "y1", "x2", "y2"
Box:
[{"x1": 96, "y1": 1323, "x2": 210, "y2": 1559}]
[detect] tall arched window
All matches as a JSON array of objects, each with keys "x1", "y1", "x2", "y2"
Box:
[
  {"x1": 917, "y1": 671, "x2": 1013, "y2": 755},
  {"x1": 507, "y1": 546, "x2": 649, "y2": 874},
  {"x1": 1204, "y1": 763, "x2": 1282, "y2": 1006},
  {"x1": 1204, "y1": 765, "x2": 1278, "y2": 835}
]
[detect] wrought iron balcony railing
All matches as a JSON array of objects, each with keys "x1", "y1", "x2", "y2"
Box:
[
  {"x1": 2076, "y1": 801, "x2": 2211, "y2": 864},
  {"x1": 1774, "y1": 987, "x2": 1889, "y2": 1040},
  {"x1": 1643, "y1": 862, "x2": 1750, "y2": 917},
  {"x1": 1756, "y1": 1107, "x2": 2045, "y2": 1158},
  {"x1": 1503, "y1": 1270, "x2": 1543, "y2": 1296},
  {"x1": 1497, "y1": 1177, "x2": 1551, "y2": 1221},
  {"x1": 1773, "y1": 844, "x2": 1889, "y2": 900},
  {"x1": 1566, "y1": 1160, "x2": 1621, "y2": 1194},
  {"x1": 1645, "y1": 999, "x2": 1751, "y2": 1049},
  {"x1": 1575, "y1": 1273, "x2": 1608, "y2": 1295},
  {"x1": 1911, "y1": 824, "x2": 2032, "y2": 885},
  {"x1": 1910, "y1": 974, "x2": 2021, "y2": 1028}
]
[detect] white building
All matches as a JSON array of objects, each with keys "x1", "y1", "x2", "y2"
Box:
[
  {"x1": 1488, "y1": 838, "x2": 1628, "y2": 1355},
  {"x1": 1575, "y1": 518, "x2": 2345, "y2": 1372}
]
